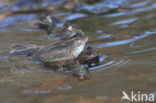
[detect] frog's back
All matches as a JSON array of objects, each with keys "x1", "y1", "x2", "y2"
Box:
[{"x1": 35, "y1": 40, "x2": 75, "y2": 63}]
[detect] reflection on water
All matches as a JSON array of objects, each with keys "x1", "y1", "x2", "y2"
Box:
[
  {"x1": 93, "y1": 30, "x2": 156, "y2": 47},
  {"x1": 0, "y1": 0, "x2": 156, "y2": 103},
  {"x1": 97, "y1": 34, "x2": 112, "y2": 39},
  {"x1": 75, "y1": 0, "x2": 125, "y2": 14},
  {"x1": 131, "y1": 46, "x2": 156, "y2": 54},
  {"x1": 23, "y1": 89, "x2": 52, "y2": 94},
  {"x1": 111, "y1": 18, "x2": 138, "y2": 25},
  {"x1": 0, "y1": 14, "x2": 36, "y2": 28},
  {"x1": 66, "y1": 13, "x2": 88, "y2": 21}
]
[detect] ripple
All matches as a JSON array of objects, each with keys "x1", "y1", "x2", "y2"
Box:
[
  {"x1": 75, "y1": 0, "x2": 125, "y2": 14},
  {"x1": 98, "y1": 34, "x2": 112, "y2": 39},
  {"x1": 132, "y1": 3, "x2": 156, "y2": 13},
  {"x1": 57, "y1": 85, "x2": 72, "y2": 90},
  {"x1": 104, "y1": 11, "x2": 130, "y2": 17},
  {"x1": 89, "y1": 58, "x2": 131, "y2": 71},
  {"x1": 42, "y1": 0, "x2": 66, "y2": 7},
  {"x1": 0, "y1": 56, "x2": 9, "y2": 61},
  {"x1": 13, "y1": 0, "x2": 66, "y2": 11},
  {"x1": 113, "y1": 59, "x2": 131, "y2": 67},
  {"x1": 23, "y1": 89, "x2": 51, "y2": 94},
  {"x1": 0, "y1": 14, "x2": 36, "y2": 28},
  {"x1": 111, "y1": 18, "x2": 138, "y2": 25},
  {"x1": 120, "y1": 25, "x2": 128, "y2": 28},
  {"x1": 129, "y1": 1, "x2": 149, "y2": 8},
  {"x1": 66, "y1": 13, "x2": 88, "y2": 21},
  {"x1": 131, "y1": 46, "x2": 156, "y2": 54},
  {"x1": 89, "y1": 60, "x2": 114, "y2": 71},
  {"x1": 104, "y1": 2, "x2": 156, "y2": 17},
  {"x1": 93, "y1": 30, "x2": 156, "y2": 48},
  {"x1": 96, "y1": 30, "x2": 103, "y2": 34}
]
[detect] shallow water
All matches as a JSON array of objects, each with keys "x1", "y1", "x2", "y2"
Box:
[{"x1": 0, "y1": 0, "x2": 156, "y2": 103}]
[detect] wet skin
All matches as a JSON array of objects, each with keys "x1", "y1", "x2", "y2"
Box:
[
  {"x1": 36, "y1": 13, "x2": 81, "y2": 40},
  {"x1": 9, "y1": 40, "x2": 100, "y2": 67},
  {"x1": 36, "y1": 13, "x2": 62, "y2": 34},
  {"x1": 9, "y1": 17, "x2": 100, "y2": 80},
  {"x1": 78, "y1": 46, "x2": 100, "y2": 67},
  {"x1": 33, "y1": 33, "x2": 88, "y2": 65},
  {"x1": 9, "y1": 42, "x2": 96, "y2": 80},
  {"x1": 48, "y1": 22, "x2": 81, "y2": 40}
]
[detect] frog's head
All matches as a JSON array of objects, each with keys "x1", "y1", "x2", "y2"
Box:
[{"x1": 73, "y1": 34, "x2": 88, "y2": 58}]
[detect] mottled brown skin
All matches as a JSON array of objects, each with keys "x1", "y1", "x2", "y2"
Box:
[
  {"x1": 78, "y1": 46, "x2": 100, "y2": 67},
  {"x1": 8, "y1": 38, "x2": 98, "y2": 80},
  {"x1": 36, "y1": 12, "x2": 62, "y2": 34},
  {"x1": 45, "y1": 22, "x2": 82, "y2": 40},
  {"x1": 9, "y1": 43, "x2": 99, "y2": 67},
  {"x1": 33, "y1": 34, "x2": 88, "y2": 69},
  {"x1": 50, "y1": 22, "x2": 81, "y2": 40},
  {"x1": 36, "y1": 13, "x2": 81, "y2": 40}
]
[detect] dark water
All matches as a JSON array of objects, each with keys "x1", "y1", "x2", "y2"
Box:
[{"x1": 0, "y1": 0, "x2": 156, "y2": 103}]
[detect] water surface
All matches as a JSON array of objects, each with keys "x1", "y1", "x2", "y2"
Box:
[{"x1": 0, "y1": 0, "x2": 156, "y2": 103}]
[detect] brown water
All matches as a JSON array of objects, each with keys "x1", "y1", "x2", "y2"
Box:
[{"x1": 0, "y1": 0, "x2": 156, "y2": 103}]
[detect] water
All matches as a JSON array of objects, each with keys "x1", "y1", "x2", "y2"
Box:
[{"x1": 0, "y1": 0, "x2": 156, "y2": 103}]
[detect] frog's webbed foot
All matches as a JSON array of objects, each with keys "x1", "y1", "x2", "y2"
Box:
[{"x1": 72, "y1": 64, "x2": 90, "y2": 81}]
